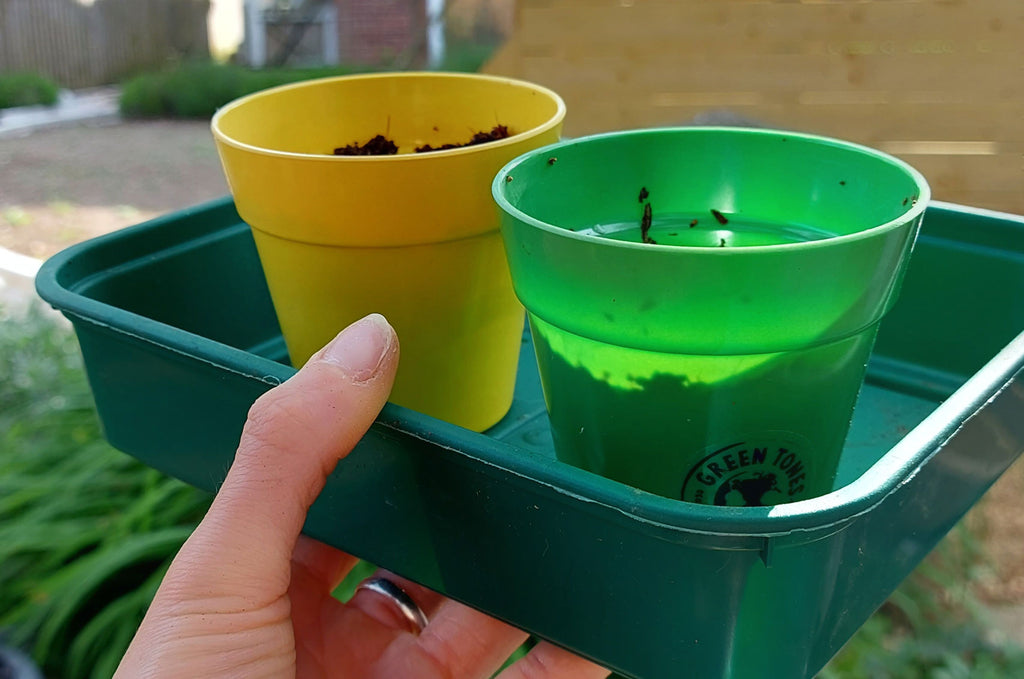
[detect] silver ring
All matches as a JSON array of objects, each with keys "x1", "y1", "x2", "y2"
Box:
[{"x1": 356, "y1": 576, "x2": 429, "y2": 634}]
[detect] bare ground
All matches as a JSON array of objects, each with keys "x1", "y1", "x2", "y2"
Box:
[
  {"x1": 0, "y1": 119, "x2": 228, "y2": 259},
  {"x1": 2, "y1": 120, "x2": 1023, "y2": 635},
  {"x1": 971, "y1": 457, "x2": 1024, "y2": 605}
]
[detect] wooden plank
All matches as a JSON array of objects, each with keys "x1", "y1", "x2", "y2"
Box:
[
  {"x1": 559, "y1": 94, "x2": 1024, "y2": 139},
  {"x1": 885, "y1": 153, "x2": 1024, "y2": 195},
  {"x1": 929, "y1": 190, "x2": 1024, "y2": 216},
  {"x1": 4, "y1": 1, "x2": 23, "y2": 70},
  {"x1": 52, "y1": 2, "x2": 86, "y2": 87},
  {"x1": 488, "y1": 0, "x2": 1024, "y2": 215},
  {"x1": 0, "y1": 0, "x2": 208, "y2": 88},
  {"x1": 524, "y1": 0, "x2": 1017, "y2": 9},
  {"x1": 511, "y1": 0, "x2": 1024, "y2": 98},
  {"x1": 555, "y1": 100, "x2": 1024, "y2": 146},
  {"x1": 559, "y1": 99, "x2": 1024, "y2": 144},
  {"x1": 518, "y1": 1, "x2": 1024, "y2": 53},
  {"x1": 529, "y1": 50, "x2": 1023, "y2": 98},
  {"x1": 781, "y1": 105, "x2": 1024, "y2": 143},
  {"x1": 533, "y1": 72, "x2": 1022, "y2": 108}
]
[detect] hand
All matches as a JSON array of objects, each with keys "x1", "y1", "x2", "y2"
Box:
[{"x1": 115, "y1": 314, "x2": 608, "y2": 679}]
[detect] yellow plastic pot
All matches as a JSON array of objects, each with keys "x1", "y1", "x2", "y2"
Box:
[{"x1": 212, "y1": 72, "x2": 565, "y2": 431}]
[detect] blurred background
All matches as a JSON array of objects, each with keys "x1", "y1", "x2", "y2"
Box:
[{"x1": 1, "y1": 1, "x2": 1022, "y2": 678}]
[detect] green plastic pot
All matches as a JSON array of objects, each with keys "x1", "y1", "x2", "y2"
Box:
[{"x1": 494, "y1": 127, "x2": 930, "y2": 504}]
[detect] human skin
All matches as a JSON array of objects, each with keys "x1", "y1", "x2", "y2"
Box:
[{"x1": 114, "y1": 314, "x2": 608, "y2": 679}]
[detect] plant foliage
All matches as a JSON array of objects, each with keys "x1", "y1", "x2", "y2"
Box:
[
  {"x1": 0, "y1": 72, "x2": 59, "y2": 110},
  {"x1": 0, "y1": 306, "x2": 211, "y2": 678},
  {"x1": 119, "y1": 62, "x2": 362, "y2": 119}
]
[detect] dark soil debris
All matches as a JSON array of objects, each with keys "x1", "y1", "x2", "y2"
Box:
[
  {"x1": 334, "y1": 125, "x2": 512, "y2": 156},
  {"x1": 333, "y1": 134, "x2": 399, "y2": 156},
  {"x1": 641, "y1": 202, "x2": 656, "y2": 244},
  {"x1": 415, "y1": 125, "x2": 511, "y2": 153}
]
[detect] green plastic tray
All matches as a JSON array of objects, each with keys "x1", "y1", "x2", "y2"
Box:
[{"x1": 36, "y1": 198, "x2": 1024, "y2": 679}]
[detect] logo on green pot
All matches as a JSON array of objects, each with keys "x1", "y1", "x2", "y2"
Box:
[{"x1": 680, "y1": 438, "x2": 812, "y2": 506}]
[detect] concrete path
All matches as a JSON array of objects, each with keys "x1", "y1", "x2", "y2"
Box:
[
  {"x1": 0, "y1": 247, "x2": 42, "y2": 315},
  {"x1": 0, "y1": 87, "x2": 119, "y2": 139}
]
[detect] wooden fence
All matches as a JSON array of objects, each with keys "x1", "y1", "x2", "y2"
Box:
[
  {"x1": 0, "y1": 0, "x2": 210, "y2": 89},
  {"x1": 484, "y1": 0, "x2": 1024, "y2": 216}
]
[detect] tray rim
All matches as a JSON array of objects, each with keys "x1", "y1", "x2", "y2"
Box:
[{"x1": 35, "y1": 197, "x2": 1024, "y2": 542}]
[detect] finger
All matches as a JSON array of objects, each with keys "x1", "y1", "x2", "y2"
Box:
[
  {"x1": 163, "y1": 313, "x2": 399, "y2": 604},
  {"x1": 497, "y1": 641, "x2": 610, "y2": 679},
  {"x1": 403, "y1": 599, "x2": 530, "y2": 678},
  {"x1": 289, "y1": 534, "x2": 359, "y2": 604},
  {"x1": 289, "y1": 536, "x2": 357, "y2": 656}
]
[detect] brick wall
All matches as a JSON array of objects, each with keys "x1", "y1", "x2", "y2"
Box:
[{"x1": 335, "y1": 0, "x2": 425, "y2": 66}]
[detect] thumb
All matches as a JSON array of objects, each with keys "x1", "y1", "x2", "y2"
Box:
[{"x1": 162, "y1": 313, "x2": 399, "y2": 604}]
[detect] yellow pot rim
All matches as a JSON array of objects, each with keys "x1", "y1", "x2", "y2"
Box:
[{"x1": 210, "y1": 71, "x2": 567, "y2": 163}]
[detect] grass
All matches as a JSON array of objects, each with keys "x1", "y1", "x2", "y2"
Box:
[{"x1": 1, "y1": 306, "x2": 1021, "y2": 677}]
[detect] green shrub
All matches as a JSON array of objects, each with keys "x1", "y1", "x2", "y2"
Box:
[
  {"x1": 118, "y1": 44, "x2": 502, "y2": 120},
  {"x1": 119, "y1": 62, "x2": 363, "y2": 119},
  {"x1": 0, "y1": 306, "x2": 210, "y2": 678},
  {"x1": 821, "y1": 611, "x2": 1024, "y2": 678},
  {"x1": 437, "y1": 37, "x2": 501, "y2": 73},
  {"x1": 0, "y1": 72, "x2": 59, "y2": 110},
  {"x1": 819, "y1": 525, "x2": 1024, "y2": 677},
  {"x1": 0, "y1": 307, "x2": 377, "y2": 677}
]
